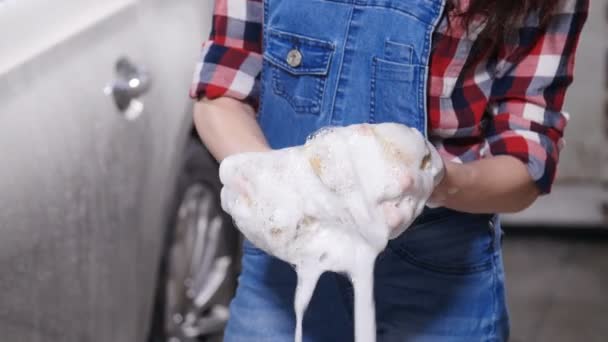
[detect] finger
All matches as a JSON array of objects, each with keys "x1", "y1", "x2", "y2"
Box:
[
  {"x1": 399, "y1": 172, "x2": 414, "y2": 192},
  {"x1": 426, "y1": 192, "x2": 446, "y2": 208},
  {"x1": 424, "y1": 141, "x2": 445, "y2": 187},
  {"x1": 218, "y1": 155, "x2": 240, "y2": 185},
  {"x1": 233, "y1": 173, "x2": 253, "y2": 199},
  {"x1": 220, "y1": 186, "x2": 235, "y2": 214},
  {"x1": 382, "y1": 200, "x2": 404, "y2": 229},
  {"x1": 220, "y1": 186, "x2": 253, "y2": 222}
]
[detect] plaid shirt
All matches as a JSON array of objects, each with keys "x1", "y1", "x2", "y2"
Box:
[{"x1": 191, "y1": 0, "x2": 588, "y2": 194}]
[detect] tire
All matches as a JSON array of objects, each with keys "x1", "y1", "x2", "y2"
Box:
[{"x1": 149, "y1": 138, "x2": 240, "y2": 342}]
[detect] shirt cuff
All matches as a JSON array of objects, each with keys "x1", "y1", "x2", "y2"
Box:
[
  {"x1": 189, "y1": 41, "x2": 262, "y2": 107},
  {"x1": 484, "y1": 130, "x2": 561, "y2": 195}
]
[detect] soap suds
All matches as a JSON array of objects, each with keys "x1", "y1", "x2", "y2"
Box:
[{"x1": 220, "y1": 123, "x2": 443, "y2": 342}]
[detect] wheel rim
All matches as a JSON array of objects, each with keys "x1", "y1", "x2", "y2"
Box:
[{"x1": 165, "y1": 183, "x2": 232, "y2": 341}]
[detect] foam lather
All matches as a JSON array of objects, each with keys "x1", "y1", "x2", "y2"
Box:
[{"x1": 219, "y1": 123, "x2": 444, "y2": 342}]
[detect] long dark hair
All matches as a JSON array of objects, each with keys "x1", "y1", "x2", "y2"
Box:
[{"x1": 448, "y1": 0, "x2": 559, "y2": 53}]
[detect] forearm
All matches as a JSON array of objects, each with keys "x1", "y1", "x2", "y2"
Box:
[
  {"x1": 193, "y1": 97, "x2": 270, "y2": 161},
  {"x1": 433, "y1": 155, "x2": 540, "y2": 214}
]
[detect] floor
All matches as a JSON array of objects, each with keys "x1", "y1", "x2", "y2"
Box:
[{"x1": 502, "y1": 228, "x2": 608, "y2": 342}]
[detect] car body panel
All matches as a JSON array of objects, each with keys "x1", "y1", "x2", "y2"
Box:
[{"x1": 0, "y1": 1, "x2": 213, "y2": 340}]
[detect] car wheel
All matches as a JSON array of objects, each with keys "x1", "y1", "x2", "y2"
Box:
[{"x1": 149, "y1": 138, "x2": 239, "y2": 342}]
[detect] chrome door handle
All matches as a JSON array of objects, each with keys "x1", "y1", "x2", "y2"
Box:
[{"x1": 106, "y1": 57, "x2": 151, "y2": 112}]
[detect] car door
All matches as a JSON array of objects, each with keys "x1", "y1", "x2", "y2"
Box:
[{"x1": 0, "y1": 0, "x2": 213, "y2": 341}]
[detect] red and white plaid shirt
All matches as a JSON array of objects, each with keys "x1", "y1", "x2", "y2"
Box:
[{"x1": 191, "y1": 0, "x2": 588, "y2": 194}]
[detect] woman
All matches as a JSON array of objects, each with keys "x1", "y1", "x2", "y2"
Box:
[{"x1": 190, "y1": 0, "x2": 588, "y2": 341}]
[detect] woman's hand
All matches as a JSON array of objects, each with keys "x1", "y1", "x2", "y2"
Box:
[
  {"x1": 428, "y1": 160, "x2": 474, "y2": 207},
  {"x1": 428, "y1": 155, "x2": 540, "y2": 214}
]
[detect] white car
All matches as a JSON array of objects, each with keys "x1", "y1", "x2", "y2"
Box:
[{"x1": 0, "y1": 1, "x2": 237, "y2": 341}]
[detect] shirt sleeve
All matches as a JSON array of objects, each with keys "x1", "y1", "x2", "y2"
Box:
[
  {"x1": 189, "y1": 0, "x2": 263, "y2": 106},
  {"x1": 483, "y1": 0, "x2": 589, "y2": 194}
]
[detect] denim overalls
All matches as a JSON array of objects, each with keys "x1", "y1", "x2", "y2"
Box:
[{"x1": 225, "y1": 0, "x2": 510, "y2": 341}]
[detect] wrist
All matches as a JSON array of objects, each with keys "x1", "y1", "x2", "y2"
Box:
[
  {"x1": 452, "y1": 161, "x2": 476, "y2": 192},
  {"x1": 429, "y1": 161, "x2": 475, "y2": 207}
]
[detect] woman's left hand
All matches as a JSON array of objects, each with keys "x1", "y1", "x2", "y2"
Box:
[
  {"x1": 428, "y1": 159, "x2": 473, "y2": 208},
  {"x1": 427, "y1": 155, "x2": 540, "y2": 213}
]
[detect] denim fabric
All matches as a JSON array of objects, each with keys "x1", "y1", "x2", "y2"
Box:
[
  {"x1": 258, "y1": 0, "x2": 445, "y2": 149},
  {"x1": 225, "y1": 208, "x2": 510, "y2": 341},
  {"x1": 225, "y1": 0, "x2": 510, "y2": 340}
]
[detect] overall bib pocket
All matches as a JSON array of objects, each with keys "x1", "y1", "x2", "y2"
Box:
[
  {"x1": 370, "y1": 39, "x2": 425, "y2": 133},
  {"x1": 263, "y1": 29, "x2": 335, "y2": 115}
]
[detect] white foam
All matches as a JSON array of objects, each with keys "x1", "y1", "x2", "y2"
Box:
[{"x1": 220, "y1": 123, "x2": 443, "y2": 342}]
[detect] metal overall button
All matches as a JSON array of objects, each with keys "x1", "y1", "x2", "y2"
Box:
[
  {"x1": 263, "y1": 28, "x2": 334, "y2": 114},
  {"x1": 286, "y1": 49, "x2": 302, "y2": 67}
]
